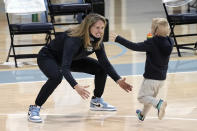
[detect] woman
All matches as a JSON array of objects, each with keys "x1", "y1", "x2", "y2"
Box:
[{"x1": 28, "y1": 13, "x2": 132, "y2": 123}]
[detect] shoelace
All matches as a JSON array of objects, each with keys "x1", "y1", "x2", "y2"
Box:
[{"x1": 31, "y1": 107, "x2": 40, "y2": 116}]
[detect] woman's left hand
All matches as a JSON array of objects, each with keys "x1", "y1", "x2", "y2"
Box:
[
  {"x1": 117, "y1": 78, "x2": 133, "y2": 92},
  {"x1": 74, "y1": 84, "x2": 90, "y2": 100}
]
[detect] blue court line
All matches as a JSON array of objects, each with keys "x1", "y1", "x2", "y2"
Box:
[
  {"x1": 107, "y1": 42, "x2": 128, "y2": 60},
  {"x1": 0, "y1": 59, "x2": 197, "y2": 84}
]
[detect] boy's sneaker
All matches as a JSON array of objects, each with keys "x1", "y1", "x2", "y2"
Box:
[
  {"x1": 28, "y1": 105, "x2": 42, "y2": 123},
  {"x1": 136, "y1": 110, "x2": 145, "y2": 121},
  {"x1": 156, "y1": 99, "x2": 167, "y2": 120},
  {"x1": 90, "y1": 97, "x2": 117, "y2": 111}
]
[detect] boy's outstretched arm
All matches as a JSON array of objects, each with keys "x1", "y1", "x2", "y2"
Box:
[{"x1": 110, "y1": 33, "x2": 150, "y2": 52}]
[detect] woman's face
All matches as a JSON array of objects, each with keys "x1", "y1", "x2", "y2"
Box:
[{"x1": 90, "y1": 20, "x2": 105, "y2": 38}]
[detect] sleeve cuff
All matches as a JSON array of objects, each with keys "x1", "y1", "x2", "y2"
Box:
[{"x1": 115, "y1": 35, "x2": 121, "y2": 43}]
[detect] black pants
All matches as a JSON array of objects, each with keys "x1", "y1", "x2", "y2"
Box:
[{"x1": 35, "y1": 51, "x2": 107, "y2": 106}]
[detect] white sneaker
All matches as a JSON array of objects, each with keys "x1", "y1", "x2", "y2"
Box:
[
  {"x1": 90, "y1": 97, "x2": 117, "y2": 111},
  {"x1": 157, "y1": 100, "x2": 167, "y2": 120},
  {"x1": 28, "y1": 105, "x2": 42, "y2": 123}
]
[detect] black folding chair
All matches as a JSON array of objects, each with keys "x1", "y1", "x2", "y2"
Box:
[
  {"x1": 163, "y1": 0, "x2": 197, "y2": 56},
  {"x1": 4, "y1": 0, "x2": 54, "y2": 67},
  {"x1": 47, "y1": 0, "x2": 92, "y2": 35}
]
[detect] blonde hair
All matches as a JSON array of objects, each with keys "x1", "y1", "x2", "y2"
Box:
[
  {"x1": 67, "y1": 13, "x2": 106, "y2": 49},
  {"x1": 151, "y1": 18, "x2": 170, "y2": 37}
]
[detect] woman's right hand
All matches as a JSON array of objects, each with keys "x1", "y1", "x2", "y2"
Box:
[{"x1": 74, "y1": 84, "x2": 90, "y2": 100}]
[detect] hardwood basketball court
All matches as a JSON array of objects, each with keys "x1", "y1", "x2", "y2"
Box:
[{"x1": 0, "y1": 0, "x2": 197, "y2": 131}]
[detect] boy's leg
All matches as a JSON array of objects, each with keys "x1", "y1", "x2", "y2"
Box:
[
  {"x1": 137, "y1": 79, "x2": 160, "y2": 107},
  {"x1": 136, "y1": 104, "x2": 151, "y2": 121},
  {"x1": 142, "y1": 104, "x2": 152, "y2": 116},
  {"x1": 137, "y1": 79, "x2": 164, "y2": 120}
]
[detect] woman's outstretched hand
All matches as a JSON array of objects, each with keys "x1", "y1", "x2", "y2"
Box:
[
  {"x1": 74, "y1": 84, "x2": 90, "y2": 99},
  {"x1": 109, "y1": 33, "x2": 118, "y2": 42},
  {"x1": 116, "y1": 78, "x2": 133, "y2": 92}
]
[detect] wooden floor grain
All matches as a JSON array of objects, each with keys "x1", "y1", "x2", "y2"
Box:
[
  {"x1": 0, "y1": 73, "x2": 197, "y2": 131},
  {"x1": 0, "y1": 0, "x2": 197, "y2": 131}
]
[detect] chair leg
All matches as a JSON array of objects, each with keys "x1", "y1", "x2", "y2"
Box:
[
  {"x1": 49, "y1": 33, "x2": 52, "y2": 42},
  {"x1": 45, "y1": 34, "x2": 49, "y2": 45},
  {"x1": 10, "y1": 38, "x2": 18, "y2": 67},
  {"x1": 173, "y1": 38, "x2": 181, "y2": 57},
  {"x1": 12, "y1": 51, "x2": 18, "y2": 67},
  {"x1": 45, "y1": 33, "x2": 50, "y2": 45},
  {"x1": 6, "y1": 44, "x2": 12, "y2": 62},
  {"x1": 188, "y1": 3, "x2": 190, "y2": 12},
  {"x1": 52, "y1": 26, "x2": 56, "y2": 37},
  {"x1": 7, "y1": 36, "x2": 18, "y2": 67},
  {"x1": 170, "y1": 26, "x2": 181, "y2": 57},
  {"x1": 51, "y1": 15, "x2": 56, "y2": 24},
  {"x1": 6, "y1": 35, "x2": 14, "y2": 62},
  {"x1": 194, "y1": 42, "x2": 197, "y2": 49}
]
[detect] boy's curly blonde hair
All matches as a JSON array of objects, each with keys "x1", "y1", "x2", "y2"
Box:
[{"x1": 151, "y1": 18, "x2": 170, "y2": 37}]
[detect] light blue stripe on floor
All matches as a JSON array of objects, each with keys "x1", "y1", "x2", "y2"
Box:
[{"x1": 0, "y1": 59, "x2": 197, "y2": 84}]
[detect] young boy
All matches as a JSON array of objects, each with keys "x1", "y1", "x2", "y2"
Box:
[{"x1": 110, "y1": 18, "x2": 174, "y2": 121}]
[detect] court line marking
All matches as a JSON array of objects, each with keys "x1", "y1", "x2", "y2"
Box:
[
  {"x1": 0, "y1": 71, "x2": 197, "y2": 85},
  {"x1": 0, "y1": 114, "x2": 197, "y2": 121},
  {"x1": 107, "y1": 41, "x2": 128, "y2": 60}
]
